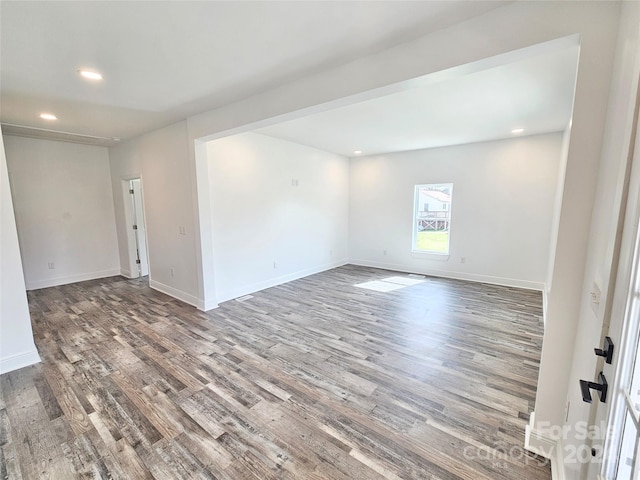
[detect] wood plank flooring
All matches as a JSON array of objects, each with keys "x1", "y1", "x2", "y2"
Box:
[{"x1": 1, "y1": 265, "x2": 551, "y2": 479}]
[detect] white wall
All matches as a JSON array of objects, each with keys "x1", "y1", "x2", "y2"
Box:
[
  {"x1": 108, "y1": 121, "x2": 202, "y2": 307},
  {"x1": 545, "y1": 126, "x2": 572, "y2": 301},
  {"x1": 207, "y1": 132, "x2": 348, "y2": 302},
  {"x1": 3, "y1": 135, "x2": 119, "y2": 290},
  {"x1": 349, "y1": 134, "x2": 562, "y2": 290},
  {"x1": 0, "y1": 131, "x2": 40, "y2": 373}
]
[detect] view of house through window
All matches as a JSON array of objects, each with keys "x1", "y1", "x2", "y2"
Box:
[{"x1": 413, "y1": 183, "x2": 453, "y2": 254}]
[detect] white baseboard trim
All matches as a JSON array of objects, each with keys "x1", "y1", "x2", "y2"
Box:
[
  {"x1": 198, "y1": 298, "x2": 219, "y2": 312},
  {"x1": 216, "y1": 259, "x2": 349, "y2": 304},
  {"x1": 26, "y1": 269, "x2": 121, "y2": 290},
  {"x1": 525, "y1": 413, "x2": 564, "y2": 480},
  {"x1": 120, "y1": 268, "x2": 134, "y2": 279},
  {"x1": 149, "y1": 279, "x2": 200, "y2": 309},
  {"x1": 0, "y1": 348, "x2": 41, "y2": 374},
  {"x1": 349, "y1": 259, "x2": 546, "y2": 291},
  {"x1": 550, "y1": 440, "x2": 565, "y2": 480},
  {"x1": 551, "y1": 439, "x2": 567, "y2": 480}
]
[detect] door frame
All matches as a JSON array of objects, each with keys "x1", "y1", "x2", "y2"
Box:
[{"x1": 121, "y1": 176, "x2": 150, "y2": 279}]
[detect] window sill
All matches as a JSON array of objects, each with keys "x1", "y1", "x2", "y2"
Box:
[{"x1": 411, "y1": 251, "x2": 450, "y2": 261}]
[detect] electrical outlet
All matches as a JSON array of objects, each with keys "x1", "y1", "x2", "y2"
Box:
[
  {"x1": 170, "y1": 267, "x2": 175, "y2": 277},
  {"x1": 460, "y1": 257, "x2": 466, "y2": 264},
  {"x1": 383, "y1": 249, "x2": 387, "y2": 256},
  {"x1": 47, "y1": 262, "x2": 55, "y2": 269},
  {"x1": 273, "y1": 261, "x2": 277, "y2": 269}
]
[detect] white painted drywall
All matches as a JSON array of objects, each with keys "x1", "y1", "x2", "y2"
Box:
[
  {"x1": 545, "y1": 126, "x2": 572, "y2": 301},
  {"x1": 0, "y1": 131, "x2": 40, "y2": 373},
  {"x1": 207, "y1": 132, "x2": 348, "y2": 302},
  {"x1": 349, "y1": 134, "x2": 562, "y2": 290},
  {"x1": 3, "y1": 135, "x2": 119, "y2": 290},
  {"x1": 108, "y1": 121, "x2": 201, "y2": 307}
]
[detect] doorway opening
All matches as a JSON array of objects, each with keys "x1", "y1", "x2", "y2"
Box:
[{"x1": 124, "y1": 178, "x2": 149, "y2": 279}]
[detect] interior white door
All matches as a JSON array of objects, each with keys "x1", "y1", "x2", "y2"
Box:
[
  {"x1": 591, "y1": 120, "x2": 640, "y2": 480},
  {"x1": 131, "y1": 179, "x2": 149, "y2": 277}
]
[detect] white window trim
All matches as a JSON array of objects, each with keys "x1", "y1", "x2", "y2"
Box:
[
  {"x1": 411, "y1": 183, "x2": 453, "y2": 257},
  {"x1": 411, "y1": 251, "x2": 450, "y2": 261}
]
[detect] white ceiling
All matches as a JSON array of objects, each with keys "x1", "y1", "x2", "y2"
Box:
[
  {"x1": 256, "y1": 45, "x2": 579, "y2": 157},
  {"x1": 0, "y1": 0, "x2": 508, "y2": 143}
]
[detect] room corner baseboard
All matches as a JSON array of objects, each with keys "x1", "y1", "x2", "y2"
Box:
[
  {"x1": 120, "y1": 268, "x2": 134, "y2": 279},
  {"x1": 348, "y1": 259, "x2": 545, "y2": 291},
  {"x1": 148, "y1": 279, "x2": 200, "y2": 309},
  {"x1": 0, "y1": 348, "x2": 41, "y2": 375},
  {"x1": 525, "y1": 413, "x2": 565, "y2": 480},
  {"x1": 198, "y1": 298, "x2": 219, "y2": 312},
  {"x1": 26, "y1": 269, "x2": 121, "y2": 290}
]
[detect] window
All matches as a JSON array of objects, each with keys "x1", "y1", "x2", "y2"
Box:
[{"x1": 412, "y1": 183, "x2": 453, "y2": 254}]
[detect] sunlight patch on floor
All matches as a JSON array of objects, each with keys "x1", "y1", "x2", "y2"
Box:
[{"x1": 354, "y1": 276, "x2": 425, "y2": 292}]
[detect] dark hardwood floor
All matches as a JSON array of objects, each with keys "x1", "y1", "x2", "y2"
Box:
[{"x1": 1, "y1": 265, "x2": 551, "y2": 479}]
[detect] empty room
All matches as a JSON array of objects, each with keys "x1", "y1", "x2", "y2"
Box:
[{"x1": 1, "y1": 2, "x2": 640, "y2": 480}]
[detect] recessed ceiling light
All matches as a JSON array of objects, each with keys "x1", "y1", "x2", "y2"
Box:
[
  {"x1": 353, "y1": 150, "x2": 362, "y2": 155},
  {"x1": 511, "y1": 128, "x2": 525, "y2": 134},
  {"x1": 39, "y1": 113, "x2": 57, "y2": 120},
  {"x1": 78, "y1": 70, "x2": 103, "y2": 80}
]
